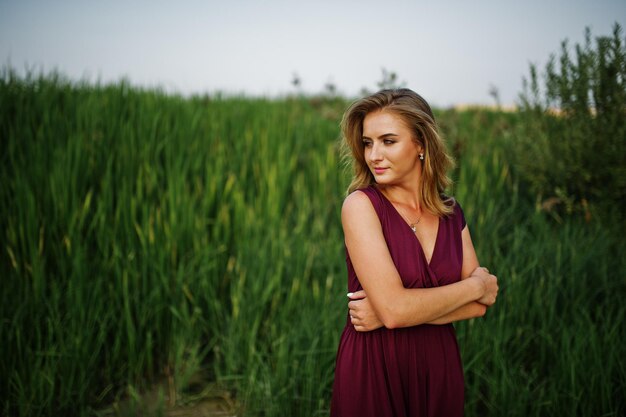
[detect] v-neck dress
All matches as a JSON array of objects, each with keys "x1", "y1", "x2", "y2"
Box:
[{"x1": 331, "y1": 185, "x2": 467, "y2": 417}]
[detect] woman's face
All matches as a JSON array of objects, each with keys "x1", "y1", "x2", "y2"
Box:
[{"x1": 362, "y1": 110, "x2": 422, "y2": 186}]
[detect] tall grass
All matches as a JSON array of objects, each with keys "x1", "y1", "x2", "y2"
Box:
[
  {"x1": 1, "y1": 71, "x2": 624, "y2": 416},
  {"x1": 439, "y1": 109, "x2": 626, "y2": 416}
]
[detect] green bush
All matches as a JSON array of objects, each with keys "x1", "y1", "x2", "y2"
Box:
[{"x1": 517, "y1": 23, "x2": 626, "y2": 219}]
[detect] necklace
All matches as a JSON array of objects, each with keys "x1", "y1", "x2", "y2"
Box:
[
  {"x1": 410, "y1": 215, "x2": 422, "y2": 233},
  {"x1": 397, "y1": 209, "x2": 423, "y2": 233},
  {"x1": 382, "y1": 190, "x2": 422, "y2": 233}
]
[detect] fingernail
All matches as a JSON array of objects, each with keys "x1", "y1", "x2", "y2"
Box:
[{"x1": 347, "y1": 292, "x2": 353, "y2": 297}]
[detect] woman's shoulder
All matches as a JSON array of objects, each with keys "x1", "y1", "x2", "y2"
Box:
[
  {"x1": 343, "y1": 186, "x2": 378, "y2": 209},
  {"x1": 342, "y1": 186, "x2": 384, "y2": 218}
]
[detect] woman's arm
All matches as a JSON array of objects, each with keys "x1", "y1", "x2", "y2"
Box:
[
  {"x1": 425, "y1": 224, "x2": 492, "y2": 324},
  {"x1": 348, "y1": 268, "x2": 489, "y2": 330},
  {"x1": 343, "y1": 191, "x2": 497, "y2": 330}
]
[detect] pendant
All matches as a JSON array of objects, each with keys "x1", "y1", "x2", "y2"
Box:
[{"x1": 411, "y1": 224, "x2": 417, "y2": 233}]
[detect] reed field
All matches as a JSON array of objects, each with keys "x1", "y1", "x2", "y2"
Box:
[{"x1": 1, "y1": 69, "x2": 625, "y2": 417}]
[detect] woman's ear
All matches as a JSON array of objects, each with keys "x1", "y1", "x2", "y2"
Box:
[{"x1": 415, "y1": 142, "x2": 424, "y2": 157}]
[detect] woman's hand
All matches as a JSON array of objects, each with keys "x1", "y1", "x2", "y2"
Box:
[
  {"x1": 470, "y1": 266, "x2": 498, "y2": 306},
  {"x1": 347, "y1": 290, "x2": 384, "y2": 332}
]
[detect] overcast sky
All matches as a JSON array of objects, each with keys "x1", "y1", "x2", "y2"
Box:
[{"x1": 1, "y1": 0, "x2": 625, "y2": 107}]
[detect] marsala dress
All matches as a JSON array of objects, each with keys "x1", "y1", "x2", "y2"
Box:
[{"x1": 331, "y1": 185, "x2": 467, "y2": 417}]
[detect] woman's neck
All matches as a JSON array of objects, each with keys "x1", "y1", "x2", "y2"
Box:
[{"x1": 377, "y1": 183, "x2": 423, "y2": 212}]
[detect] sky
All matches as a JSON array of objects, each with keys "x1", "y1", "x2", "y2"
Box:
[{"x1": 1, "y1": 0, "x2": 625, "y2": 107}]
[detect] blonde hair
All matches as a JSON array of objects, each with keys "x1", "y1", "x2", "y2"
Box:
[{"x1": 341, "y1": 88, "x2": 455, "y2": 217}]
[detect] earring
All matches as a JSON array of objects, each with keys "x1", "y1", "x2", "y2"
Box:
[{"x1": 419, "y1": 153, "x2": 424, "y2": 160}]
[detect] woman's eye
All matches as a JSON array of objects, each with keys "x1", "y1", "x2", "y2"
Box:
[
  {"x1": 384, "y1": 140, "x2": 395, "y2": 145},
  {"x1": 362, "y1": 141, "x2": 372, "y2": 147}
]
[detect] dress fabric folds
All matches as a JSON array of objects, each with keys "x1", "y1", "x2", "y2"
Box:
[{"x1": 331, "y1": 185, "x2": 467, "y2": 417}]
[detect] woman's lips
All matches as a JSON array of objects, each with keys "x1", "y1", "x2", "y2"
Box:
[{"x1": 374, "y1": 167, "x2": 387, "y2": 175}]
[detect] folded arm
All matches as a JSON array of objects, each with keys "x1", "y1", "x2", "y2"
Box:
[
  {"x1": 343, "y1": 191, "x2": 497, "y2": 331},
  {"x1": 425, "y1": 222, "x2": 490, "y2": 324}
]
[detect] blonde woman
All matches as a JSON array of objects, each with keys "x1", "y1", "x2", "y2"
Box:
[{"x1": 331, "y1": 89, "x2": 498, "y2": 417}]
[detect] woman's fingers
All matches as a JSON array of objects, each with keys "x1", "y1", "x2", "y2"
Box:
[
  {"x1": 350, "y1": 310, "x2": 363, "y2": 327},
  {"x1": 347, "y1": 290, "x2": 367, "y2": 300},
  {"x1": 349, "y1": 303, "x2": 361, "y2": 319},
  {"x1": 347, "y1": 290, "x2": 383, "y2": 332},
  {"x1": 472, "y1": 266, "x2": 490, "y2": 277},
  {"x1": 471, "y1": 266, "x2": 499, "y2": 304},
  {"x1": 477, "y1": 272, "x2": 499, "y2": 306},
  {"x1": 349, "y1": 303, "x2": 366, "y2": 326},
  {"x1": 347, "y1": 290, "x2": 367, "y2": 321}
]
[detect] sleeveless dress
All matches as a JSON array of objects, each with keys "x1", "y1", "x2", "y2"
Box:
[{"x1": 330, "y1": 185, "x2": 467, "y2": 417}]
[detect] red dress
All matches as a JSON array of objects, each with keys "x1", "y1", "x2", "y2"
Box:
[{"x1": 331, "y1": 185, "x2": 467, "y2": 417}]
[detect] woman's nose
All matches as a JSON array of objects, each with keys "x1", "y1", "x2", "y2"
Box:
[{"x1": 368, "y1": 143, "x2": 383, "y2": 162}]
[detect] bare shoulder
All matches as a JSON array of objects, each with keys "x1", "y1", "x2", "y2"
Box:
[
  {"x1": 342, "y1": 190, "x2": 378, "y2": 219},
  {"x1": 341, "y1": 190, "x2": 380, "y2": 230},
  {"x1": 342, "y1": 189, "x2": 373, "y2": 212}
]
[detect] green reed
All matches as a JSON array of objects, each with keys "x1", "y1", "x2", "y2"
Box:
[{"x1": 1, "y1": 71, "x2": 624, "y2": 416}]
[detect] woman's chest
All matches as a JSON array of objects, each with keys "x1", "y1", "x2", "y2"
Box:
[{"x1": 386, "y1": 215, "x2": 463, "y2": 287}]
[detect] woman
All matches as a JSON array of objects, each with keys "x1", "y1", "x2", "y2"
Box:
[{"x1": 330, "y1": 89, "x2": 498, "y2": 417}]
